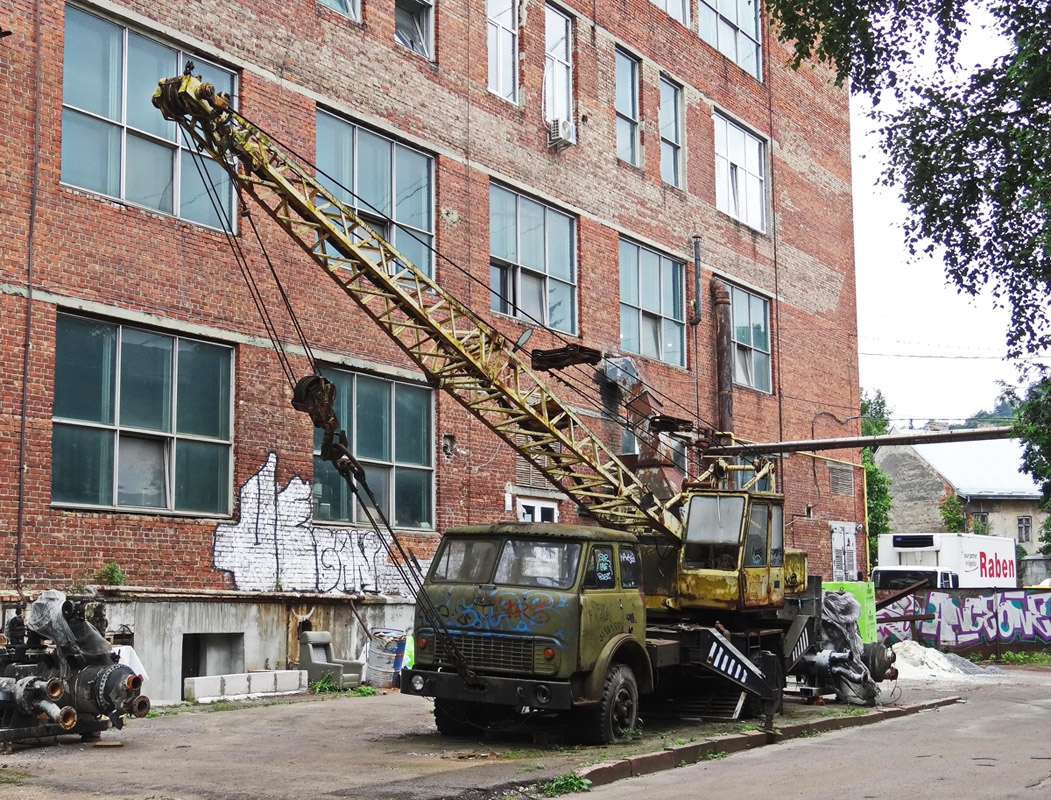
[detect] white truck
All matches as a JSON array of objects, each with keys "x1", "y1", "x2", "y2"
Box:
[{"x1": 872, "y1": 533, "x2": 1018, "y2": 590}]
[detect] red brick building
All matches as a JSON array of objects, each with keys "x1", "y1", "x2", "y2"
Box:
[{"x1": 0, "y1": 0, "x2": 865, "y2": 700}]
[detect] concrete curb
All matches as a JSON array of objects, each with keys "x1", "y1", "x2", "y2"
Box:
[{"x1": 578, "y1": 696, "x2": 962, "y2": 787}]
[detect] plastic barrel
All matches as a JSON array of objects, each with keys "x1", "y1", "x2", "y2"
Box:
[{"x1": 364, "y1": 628, "x2": 406, "y2": 688}]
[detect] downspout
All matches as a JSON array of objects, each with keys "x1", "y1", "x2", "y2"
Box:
[{"x1": 710, "y1": 279, "x2": 734, "y2": 441}]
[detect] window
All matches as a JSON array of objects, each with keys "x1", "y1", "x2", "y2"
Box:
[
  {"x1": 583, "y1": 545, "x2": 616, "y2": 590},
  {"x1": 620, "y1": 545, "x2": 640, "y2": 588},
  {"x1": 729, "y1": 283, "x2": 771, "y2": 392},
  {"x1": 395, "y1": 0, "x2": 433, "y2": 58},
  {"x1": 619, "y1": 239, "x2": 685, "y2": 366},
  {"x1": 311, "y1": 369, "x2": 433, "y2": 528},
  {"x1": 52, "y1": 314, "x2": 232, "y2": 513},
  {"x1": 972, "y1": 511, "x2": 989, "y2": 533},
  {"x1": 649, "y1": 0, "x2": 688, "y2": 25},
  {"x1": 317, "y1": 0, "x2": 360, "y2": 20},
  {"x1": 489, "y1": 184, "x2": 577, "y2": 333},
  {"x1": 659, "y1": 77, "x2": 682, "y2": 187},
  {"x1": 615, "y1": 49, "x2": 640, "y2": 166},
  {"x1": 714, "y1": 113, "x2": 766, "y2": 230},
  {"x1": 315, "y1": 111, "x2": 435, "y2": 276},
  {"x1": 61, "y1": 5, "x2": 236, "y2": 230},
  {"x1": 621, "y1": 428, "x2": 687, "y2": 472},
  {"x1": 517, "y1": 498, "x2": 559, "y2": 523},
  {"x1": 1018, "y1": 516, "x2": 1032, "y2": 543},
  {"x1": 698, "y1": 0, "x2": 761, "y2": 80},
  {"x1": 544, "y1": 5, "x2": 572, "y2": 123},
  {"x1": 488, "y1": 0, "x2": 517, "y2": 101}
]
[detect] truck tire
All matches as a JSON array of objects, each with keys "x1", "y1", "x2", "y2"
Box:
[
  {"x1": 582, "y1": 663, "x2": 638, "y2": 744},
  {"x1": 433, "y1": 698, "x2": 474, "y2": 736}
]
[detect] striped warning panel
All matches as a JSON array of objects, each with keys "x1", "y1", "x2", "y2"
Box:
[
  {"x1": 791, "y1": 627, "x2": 810, "y2": 664},
  {"x1": 706, "y1": 640, "x2": 752, "y2": 684}
]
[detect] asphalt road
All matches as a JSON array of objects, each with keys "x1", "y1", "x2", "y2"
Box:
[{"x1": 1, "y1": 670, "x2": 1045, "y2": 800}]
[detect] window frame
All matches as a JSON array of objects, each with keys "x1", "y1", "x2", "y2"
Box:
[
  {"x1": 60, "y1": 4, "x2": 238, "y2": 231},
  {"x1": 51, "y1": 313, "x2": 234, "y2": 515},
  {"x1": 615, "y1": 48, "x2": 640, "y2": 166},
  {"x1": 618, "y1": 238, "x2": 686, "y2": 367},
  {"x1": 394, "y1": 0, "x2": 434, "y2": 59},
  {"x1": 310, "y1": 368, "x2": 435, "y2": 530},
  {"x1": 659, "y1": 76, "x2": 682, "y2": 187},
  {"x1": 315, "y1": 109, "x2": 436, "y2": 277},
  {"x1": 489, "y1": 183, "x2": 578, "y2": 334},
  {"x1": 728, "y1": 282, "x2": 772, "y2": 393},
  {"x1": 649, "y1": 0, "x2": 688, "y2": 25},
  {"x1": 1018, "y1": 516, "x2": 1032, "y2": 543},
  {"x1": 698, "y1": 0, "x2": 762, "y2": 80},
  {"x1": 713, "y1": 112, "x2": 766, "y2": 232},
  {"x1": 317, "y1": 0, "x2": 361, "y2": 21},
  {"x1": 487, "y1": 0, "x2": 518, "y2": 102},
  {"x1": 544, "y1": 5, "x2": 573, "y2": 124}
]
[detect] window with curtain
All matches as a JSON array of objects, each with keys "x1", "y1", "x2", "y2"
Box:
[
  {"x1": 713, "y1": 112, "x2": 766, "y2": 231},
  {"x1": 488, "y1": 0, "x2": 518, "y2": 101},
  {"x1": 544, "y1": 5, "x2": 573, "y2": 123}
]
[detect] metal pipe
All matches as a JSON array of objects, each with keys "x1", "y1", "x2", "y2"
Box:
[
  {"x1": 705, "y1": 425, "x2": 1014, "y2": 457},
  {"x1": 710, "y1": 279, "x2": 734, "y2": 439},
  {"x1": 689, "y1": 236, "x2": 702, "y2": 325}
]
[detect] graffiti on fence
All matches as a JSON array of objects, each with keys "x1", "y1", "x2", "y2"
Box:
[{"x1": 877, "y1": 589, "x2": 1051, "y2": 650}]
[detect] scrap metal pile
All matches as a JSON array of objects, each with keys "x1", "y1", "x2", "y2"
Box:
[{"x1": 1, "y1": 590, "x2": 150, "y2": 745}]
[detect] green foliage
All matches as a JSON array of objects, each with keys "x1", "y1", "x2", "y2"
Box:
[
  {"x1": 1016, "y1": 543, "x2": 1028, "y2": 568},
  {"x1": 863, "y1": 449, "x2": 893, "y2": 567},
  {"x1": 957, "y1": 397, "x2": 1019, "y2": 429},
  {"x1": 1016, "y1": 379, "x2": 1051, "y2": 556},
  {"x1": 208, "y1": 703, "x2": 237, "y2": 712},
  {"x1": 995, "y1": 651, "x2": 1051, "y2": 665},
  {"x1": 350, "y1": 685, "x2": 378, "y2": 697},
  {"x1": 308, "y1": 673, "x2": 340, "y2": 694},
  {"x1": 705, "y1": 751, "x2": 728, "y2": 760},
  {"x1": 540, "y1": 772, "x2": 592, "y2": 796},
  {"x1": 1038, "y1": 517, "x2": 1051, "y2": 559},
  {"x1": 93, "y1": 561, "x2": 126, "y2": 586},
  {"x1": 939, "y1": 493, "x2": 966, "y2": 533},
  {"x1": 860, "y1": 388, "x2": 891, "y2": 437}
]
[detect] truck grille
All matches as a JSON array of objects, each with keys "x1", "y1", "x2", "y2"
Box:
[{"x1": 432, "y1": 631, "x2": 538, "y2": 673}]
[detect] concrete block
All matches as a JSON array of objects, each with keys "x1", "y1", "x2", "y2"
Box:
[
  {"x1": 628, "y1": 749, "x2": 678, "y2": 776},
  {"x1": 248, "y1": 672, "x2": 277, "y2": 693},
  {"x1": 274, "y1": 670, "x2": 306, "y2": 692},
  {"x1": 183, "y1": 675, "x2": 222, "y2": 703},
  {"x1": 222, "y1": 673, "x2": 250, "y2": 696}
]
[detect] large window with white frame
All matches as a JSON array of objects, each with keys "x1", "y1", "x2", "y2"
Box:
[
  {"x1": 544, "y1": 5, "x2": 573, "y2": 123},
  {"x1": 52, "y1": 313, "x2": 233, "y2": 514},
  {"x1": 619, "y1": 239, "x2": 685, "y2": 366},
  {"x1": 698, "y1": 0, "x2": 762, "y2": 80},
  {"x1": 490, "y1": 185, "x2": 577, "y2": 333},
  {"x1": 729, "y1": 283, "x2": 771, "y2": 392},
  {"x1": 61, "y1": 4, "x2": 236, "y2": 230},
  {"x1": 660, "y1": 76, "x2": 682, "y2": 187},
  {"x1": 312, "y1": 369, "x2": 434, "y2": 529},
  {"x1": 488, "y1": 0, "x2": 518, "y2": 102},
  {"x1": 615, "y1": 49, "x2": 640, "y2": 166},
  {"x1": 713, "y1": 113, "x2": 766, "y2": 231},
  {"x1": 395, "y1": 0, "x2": 433, "y2": 58},
  {"x1": 315, "y1": 110, "x2": 435, "y2": 276},
  {"x1": 317, "y1": 0, "x2": 360, "y2": 21}
]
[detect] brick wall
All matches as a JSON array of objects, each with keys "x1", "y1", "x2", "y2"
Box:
[{"x1": 0, "y1": 0, "x2": 864, "y2": 592}]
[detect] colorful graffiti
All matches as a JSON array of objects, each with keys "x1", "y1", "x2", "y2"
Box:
[
  {"x1": 876, "y1": 594, "x2": 920, "y2": 644},
  {"x1": 877, "y1": 590, "x2": 1051, "y2": 651},
  {"x1": 213, "y1": 453, "x2": 427, "y2": 595},
  {"x1": 442, "y1": 592, "x2": 568, "y2": 633}
]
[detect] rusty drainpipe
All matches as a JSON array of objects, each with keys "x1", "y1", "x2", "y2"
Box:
[{"x1": 710, "y1": 280, "x2": 734, "y2": 442}]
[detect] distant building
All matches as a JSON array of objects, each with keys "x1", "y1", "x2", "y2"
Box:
[{"x1": 875, "y1": 436, "x2": 1047, "y2": 555}]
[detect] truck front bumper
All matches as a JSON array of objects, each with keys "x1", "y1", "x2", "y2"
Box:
[{"x1": 401, "y1": 668, "x2": 576, "y2": 710}]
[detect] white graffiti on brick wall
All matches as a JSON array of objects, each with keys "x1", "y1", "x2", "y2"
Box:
[
  {"x1": 918, "y1": 591, "x2": 1051, "y2": 648},
  {"x1": 213, "y1": 453, "x2": 428, "y2": 595},
  {"x1": 876, "y1": 595, "x2": 919, "y2": 644}
]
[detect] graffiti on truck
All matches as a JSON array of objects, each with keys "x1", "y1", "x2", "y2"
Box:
[
  {"x1": 877, "y1": 590, "x2": 1051, "y2": 650},
  {"x1": 213, "y1": 453, "x2": 428, "y2": 595}
]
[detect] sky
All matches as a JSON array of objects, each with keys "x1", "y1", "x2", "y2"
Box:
[{"x1": 849, "y1": 18, "x2": 1027, "y2": 428}]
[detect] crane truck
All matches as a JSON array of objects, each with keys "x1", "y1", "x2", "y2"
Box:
[{"x1": 152, "y1": 68, "x2": 893, "y2": 743}]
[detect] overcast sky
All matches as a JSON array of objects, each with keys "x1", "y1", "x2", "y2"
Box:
[{"x1": 850, "y1": 17, "x2": 1029, "y2": 428}]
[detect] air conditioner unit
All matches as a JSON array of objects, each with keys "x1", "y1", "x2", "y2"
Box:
[{"x1": 547, "y1": 118, "x2": 577, "y2": 150}]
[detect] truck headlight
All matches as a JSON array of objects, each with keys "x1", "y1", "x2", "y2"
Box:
[{"x1": 410, "y1": 674, "x2": 425, "y2": 692}]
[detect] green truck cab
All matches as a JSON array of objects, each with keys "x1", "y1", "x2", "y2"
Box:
[{"x1": 402, "y1": 522, "x2": 650, "y2": 743}]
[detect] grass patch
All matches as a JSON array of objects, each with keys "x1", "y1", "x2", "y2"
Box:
[
  {"x1": 0, "y1": 769, "x2": 32, "y2": 784},
  {"x1": 991, "y1": 651, "x2": 1051, "y2": 666},
  {"x1": 704, "y1": 751, "x2": 728, "y2": 760},
  {"x1": 540, "y1": 772, "x2": 592, "y2": 796},
  {"x1": 209, "y1": 703, "x2": 238, "y2": 712}
]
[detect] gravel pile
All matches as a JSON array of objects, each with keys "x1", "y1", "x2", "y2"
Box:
[{"x1": 892, "y1": 640, "x2": 1007, "y2": 680}]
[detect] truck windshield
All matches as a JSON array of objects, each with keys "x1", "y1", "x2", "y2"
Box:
[
  {"x1": 429, "y1": 537, "x2": 582, "y2": 589},
  {"x1": 872, "y1": 569, "x2": 940, "y2": 590},
  {"x1": 682, "y1": 494, "x2": 745, "y2": 570},
  {"x1": 494, "y1": 540, "x2": 582, "y2": 589},
  {"x1": 430, "y1": 538, "x2": 501, "y2": 584}
]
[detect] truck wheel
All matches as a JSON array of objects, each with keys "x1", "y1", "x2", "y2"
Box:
[
  {"x1": 433, "y1": 698, "x2": 473, "y2": 736},
  {"x1": 584, "y1": 664, "x2": 638, "y2": 744}
]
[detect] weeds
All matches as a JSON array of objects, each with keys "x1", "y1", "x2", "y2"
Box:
[
  {"x1": 541, "y1": 772, "x2": 592, "y2": 796},
  {"x1": 705, "y1": 751, "x2": 728, "y2": 760},
  {"x1": 0, "y1": 768, "x2": 32, "y2": 784},
  {"x1": 993, "y1": 651, "x2": 1051, "y2": 666}
]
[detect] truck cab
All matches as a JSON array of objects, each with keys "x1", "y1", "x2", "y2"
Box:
[{"x1": 402, "y1": 522, "x2": 650, "y2": 742}]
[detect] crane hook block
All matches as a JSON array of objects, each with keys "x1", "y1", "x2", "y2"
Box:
[{"x1": 291, "y1": 374, "x2": 340, "y2": 433}]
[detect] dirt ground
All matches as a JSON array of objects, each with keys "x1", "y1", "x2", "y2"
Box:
[{"x1": 0, "y1": 680, "x2": 968, "y2": 800}]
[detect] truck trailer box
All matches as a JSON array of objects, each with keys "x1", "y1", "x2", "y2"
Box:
[{"x1": 874, "y1": 533, "x2": 1017, "y2": 589}]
